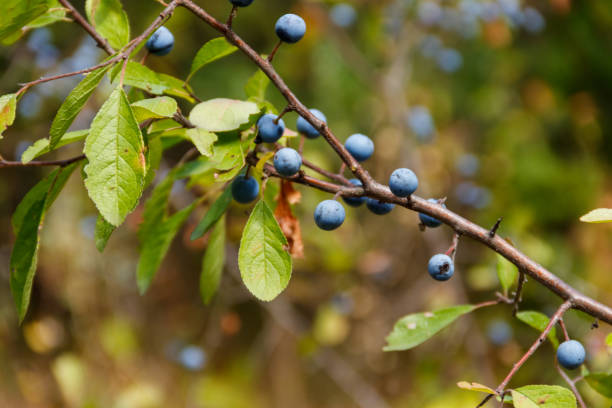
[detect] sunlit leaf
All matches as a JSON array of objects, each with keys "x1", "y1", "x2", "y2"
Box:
[
  {"x1": 516, "y1": 311, "x2": 559, "y2": 348},
  {"x1": 511, "y1": 385, "x2": 576, "y2": 408},
  {"x1": 188, "y1": 37, "x2": 238, "y2": 82},
  {"x1": 580, "y1": 208, "x2": 612, "y2": 223},
  {"x1": 84, "y1": 87, "x2": 146, "y2": 227},
  {"x1": 200, "y1": 215, "x2": 226, "y2": 304},
  {"x1": 49, "y1": 65, "x2": 110, "y2": 149},
  {"x1": 189, "y1": 98, "x2": 259, "y2": 133},
  {"x1": 384, "y1": 305, "x2": 476, "y2": 351},
  {"x1": 238, "y1": 200, "x2": 292, "y2": 301},
  {"x1": 457, "y1": 382, "x2": 496, "y2": 395},
  {"x1": 95, "y1": 215, "x2": 115, "y2": 252},
  {"x1": 22, "y1": 129, "x2": 88, "y2": 163},
  {"x1": 131, "y1": 96, "x2": 178, "y2": 123},
  {"x1": 187, "y1": 128, "x2": 217, "y2": 157},
  {"x1": 111, "y1": 61, "x2": 195, "y2": 102},
  {"x1": 85, "y1": 0, "x2": 129, "y2": 50},
  {"x1": 0, "y1": 93, "x2": 17, "y2": 138},
  {"x1": 0, "y1": 0, "x2": 48, "y2": 42}
]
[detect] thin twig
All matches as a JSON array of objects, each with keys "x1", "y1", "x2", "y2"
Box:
[
  {"x1": 477, "y1": 300, "x2": 573, "y2": 407},
  {"x1": 58, "y1": 0, "x2": 115, "y2": 55},
  {"x1": 173, "y1": 111, "x2": 196, "y2": 128},
  {"x1": 558, "y1": 318, "x2": 570, "y2": 341},
  {"x1": 267, "y1": 40, "x2": 283, "y2": 62},
  {"x1": 555, "y1": 358, "x2": 587, "y2": 408},
  {"x1": 512, "y1": 271, "x2": 526, "y2": 317},
  {"x1": 0, "y1": 155, "x2": 85, "y2": 168}
]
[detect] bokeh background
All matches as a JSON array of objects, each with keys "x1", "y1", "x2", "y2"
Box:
[{"x1": 1, "y1": 0, "x2": 612, "y2": 407}]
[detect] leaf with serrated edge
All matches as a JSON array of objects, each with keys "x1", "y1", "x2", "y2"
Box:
[
  {"x1": 22, "y1": 129, "x2": 88, "y2": 163},
  {"x1": 200, "y1": 215, "x2": 226, "y2": 304},
  {"x1": 457, "y1": 382, "x2": 496, "y2": 395},
  {"x1": 189, "y1": 98, "x2": 260, "y2": 133},
  {"x1": 516, "y1": 311, "x2": 559, "y2": 348},
  {"x1": 384, "y1": 305, "x2": 476, "y2": 351},
  {"x1": 0, "y1": 0, "x2": 48, "y2": 41},
  {"x1": 580, "y1": 208, "x2": 612, "y2": 223},
  {"x1": 49, "y1": 65, "x2": 110, "y2": 149},
  {"x1": 85, "y1": 0, "x2": 129, "y2": 50},
  {"x1": 188, "y1": 37, "x2": 238, "y2": 82},
  {"x1": 512, "y1": 385, "x2": 576, "y2": 408},
  {"x1": 95, "y1": 215, "x2": 115, "y2": 252},
  {"x1": 0, "y1": 93, "x2": 17, "y2": 138},
  {"x1": 84, "y1": 87, "x2": 146, "y2": 227},
  {"x1": 10, "y1": 163, "x2": 78, "y2": 323},
  {"x1": 238, "y1": 200, "x2": 292, "y2": 301},
  {"x1": 131, "y1": 96, "x2": 178, "y2": 123},
  {"x1": 187, "y1": 128, "x2": 217, "y2": 157},
  {"x1": 191, "y1": 188, "x2": 232, "y2": 240}
]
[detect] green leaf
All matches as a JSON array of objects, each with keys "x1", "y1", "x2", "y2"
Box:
[
  {"x1": 187, "y1": 128, "x2": 217, "y2": 157},
  {"x1": 516, "y1": 311, "x2": 559, "y2": 348},
  {"x1": 188, "y1": 37, "x2": 238, "y2": 82},
  {"x1": 137, "y1": 203, "x2": 195, "y2": 294},
  {"x1": 580, "y1": 208, "x2": 612, "y2": 223},
  {"x1": 131, "y1": 96, "x2": 178, "y2": 123},
  {"x1": 384, "y1": 305, "x2": 476, "y2": 351},
  {"x1": 497, "y1": 254, "x2": 518, "y2": 296},
  {"x1": 85, "y1": 0, "x2": 129, "y2": 50},
  {"x1": 457, "y1": 381, "x2": 496, "y2": 395},
  {"x1": 245, "y1": 69, "x2": 270, "y2": 101},
  {"x1": 3, "y1": 1, "x2": 68, "y2": 45},
  {"x1": 95, "y1": 215, "x2": 115, "y2": 252},
  {"x1": 144, "y1": 135, "x2": 162, "y2": 188},
  {"x1": 191, "y1": 188, "x2": 232, "y2": 240},
  {"x1": 21, "y1": 129, "x2": 88, "y2": 163},
  {"x1": 512, "y1": 385, "x2": 576, "y2": 408},
  {"x1": 10, "y1": 163, "x2": 78, "y2": 323},
  {"x1": 0, "y1": 93, "x2": 17, "y2": 138},
  {"x1": 49, "y1": 66, "x2": 110, "y2": 149},
  {"x1": 585, "y1": 373, "x2": 612, "y2": 398},
  {"x1": 200, "y1": 215, "x2": 226, "y2": 304},
  {"x1": 238, "y1": 200, "x2": 292, "y2": 301},
  {"x1": 12, "y1": 163, "x2": 80, "y2": 234},
  {"x1": 84, "y1": 87, "x2": 146, "y2": 227},
  {"x1": 606, "y1": 333, "x2": 612, "y2": 348},
  {"x1": 0, "y1": 0, "x2": 48, "y2": 41},
  {"x1": 189, "y1": 98, "x2": 260, "y2": 133},
  {"x1": 111, "y1": 61, "x2": 194, "y2": 102}
]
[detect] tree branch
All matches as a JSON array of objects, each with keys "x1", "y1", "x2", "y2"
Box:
[
  {"x1": 0, "y1": 155, "x2": 85, "y2": 168},
  {"x1": 57, "y1": 0, "x2": 116, "y2": 55}
]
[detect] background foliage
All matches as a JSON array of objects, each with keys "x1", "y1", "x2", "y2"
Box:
[{"x1": 0, "y1": 0, "x2": 611, "y2": 406}]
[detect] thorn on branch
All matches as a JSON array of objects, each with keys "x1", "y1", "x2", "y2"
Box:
[
  {"x1": 591, "y1": 319, "x2": 599, "y2": 330},
  {"x1": 512, "y1": 271, "x2": 526, "y2": 317},
  {"x1": 489, "y1": 217, "x2": 503, "y2": 238}
]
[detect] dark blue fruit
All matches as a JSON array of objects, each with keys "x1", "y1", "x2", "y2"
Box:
[
  {"x1": 366, "y1": 198, "x2": 394, "y2": 215},
  {"x1": 342, "y1": 179, "x2": 366, "y2": 207},
  {"x1": 146, "y1": 27, "x2": 174, "y2": 56},
  {"x1": 231, "y1": 175, "x2": 259, "y2": 204}
]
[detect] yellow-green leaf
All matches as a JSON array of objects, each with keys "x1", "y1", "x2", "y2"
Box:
[
  {"x1": 84, "y1": 87, "x2": 146, "y2": 227},
  {"x1": 21, "y1": 129, "x2": 88, "y2": 163},
  {"x1": 189, "y1": 98, "x2": 260, "y2": 133},
  {"x1": 238, "y1": 200, "x2": 292, "y2": 301},
  {"x1": 85, "y1": 0, "x2": 129, "y2": 50},
  {"x1": 0, "y1": 93, "x2": 17, "y2": 138},
  {"x1": 497, "y1": 254, "x2": 518, "y2": 296},
  {"x1": 384, "y1": 305, "x2": 476, "y2": 351},
  {"x1": 516, "y1": 311, "x2": 559, "y2": 348},
  {"x1": 0, "y1": 0, "x2": 49, "y2": 41},
  {"x1": 580, "y1": 208, "x2": 612, "y2": 223},
  {"x1": 188, "y1": 37, "x2": 238, "y2": 82},
  {"x1": 585, "y1": 373, "x2": 612, "y2": 398},
  {"x1": 512, "y1": 385, "x2": 576, "y2": 408},
  {"x1": 457, "y1": 381, "x2": 496, "y2": 395},
  {"x1": 187, "y1": 128, "x2": 217, "y2": 157},
  {"x1": 131, "y1": 96, "x2": 178, "y2": 123}
]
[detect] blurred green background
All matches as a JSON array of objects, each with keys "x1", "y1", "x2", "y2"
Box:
[{"x1": 1, "y1": 0, "x2": 612, "y2": 406}]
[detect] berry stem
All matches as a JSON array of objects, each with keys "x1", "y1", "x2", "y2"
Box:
[
  {"x1": 226, "y1": 5, "x2": 238, "y2": 29},
  {"x1": 558, "y1": 318, "x2": 571, "y2": 341},
  {"x1": 267, "y1": 40, "x2": 283, "y2": 63}
]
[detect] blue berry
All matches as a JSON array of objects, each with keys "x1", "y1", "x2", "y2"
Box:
[
  {"x1": 146, "y1": 27, "x2": 174, "y2": 56},
  {"x1": 366, "y1": 198, "x2": 394, "y2": 215},
  {"x1": 557, "y1": 340, "x2": 586, "y2": 370},
  {"x1": 274, "y1": 147, "x2": 302, "y2": 176},
  {"x1": 297, "y1": 109, "x2": 326, "y2": 139},
  {"x1": 428, "y1": 254, "x2": 454, "y2": 281},
  {"x1": 178, "y1": 346, "x2": 207, "y2": 371},
  {"x1": 314, "y1": 200, "x2": 345, "y2": 231},
  {"x1": 230, "y1": 0, "x2": 254, "y2": 6},
  {"x1": 345, "y1": 133, "x2": 374, "y2": 162},
  {"x1": 257, "y1": 114, "x2": 285, "y2": 143},
  {"x1": 389, "y1": 168, "x2": 418, "y2": 197},
  {"x1": 342, "y1": 178, "x2": 366, "y2": 207},
  {"x1": 275, "y1": 14, "x2": 307, "y2": 44},
  {"x1": 231, "y1": 175, "x2": 259, "y2": 203},
  {"x1": 419, "y1": 198, "x2": 445, "y2": 228}
]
